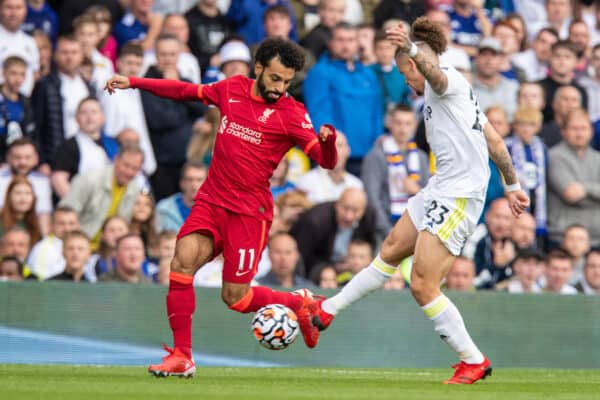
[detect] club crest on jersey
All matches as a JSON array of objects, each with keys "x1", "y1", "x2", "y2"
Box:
[
  {"x1": 218, "y1": 115, "x2": 228, "y2": 134},
  {"x1": 258, "y1": 108, "x2": 275, "y2": 123},
  {"x1": 301, "y1": 113, "x2": 313, "y2": 129}
]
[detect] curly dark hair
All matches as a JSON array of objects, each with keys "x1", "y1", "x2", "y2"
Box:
[
  {"x1": 254, "y1": 38, "x2": 305, "y2": 71},
  {"x1": 411, "y1": 16, "x2": 447, "y2": 55}
]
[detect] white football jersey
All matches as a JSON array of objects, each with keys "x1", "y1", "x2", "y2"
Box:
[{"x1": 423, "y1": 65, "x2": 490, "y2": 199}]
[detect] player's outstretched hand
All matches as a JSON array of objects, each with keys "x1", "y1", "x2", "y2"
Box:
[
  {"x1": 506, "y1": 189, "x2": 530, "y2": 218},
  {"x1": 318, "y1": 125, "x2": 335, "y2": 142},
  {"x1": 104, "y1": 74, "x2": 131, "y2": 95},
  {"x1": 385, "y1": 24, "x2": 411, "y2": 53}
]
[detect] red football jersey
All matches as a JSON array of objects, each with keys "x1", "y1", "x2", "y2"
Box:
[{"x1": 198, "y1": 75, "x2": 336, "y2": 220}]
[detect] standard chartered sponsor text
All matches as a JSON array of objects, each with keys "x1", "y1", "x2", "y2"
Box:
[{"x1": 226, "y1": 121, "x2": 263, "y2": 144}]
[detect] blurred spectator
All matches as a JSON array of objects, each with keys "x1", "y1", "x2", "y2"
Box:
[
  {"x1": 31, "y1": 30, "x2": 52, "y2": 78},
  {"x1": 59, "y1": 144, "x2": 143, "y2": 246},
  {"x1": 504, "y1": 107, "x2": 548, "y2": 236},
  {"x1": 31, "y1": 35, "x2": 94, "y2": 165},
  {"x1": 54, "y1": 0, "x2": 124, "y2": 36},
  {"x1": 383, "y1": 267, "x2": 405, "y2": 291},
  {"x1": 548, "y1": 108, "x2": 600, "y2": 247},
  {"x1": 369, "y1": 30, "x2": 412, "y2": 112},
  {"x1": 48, "y1": 230, "x2": 91, "y2": 282},
  {"x1": 511, "y1": 211, "x2": 537, "y2": 250},
  {"x1": 274, "y1": 189, "x2": 312, "y2": 232},
  {"x1": 98, "y1": 233, "x2": 153, "y2": 283},
  {"x1": 538, "y1": 40, "x2": 588, "y2": 123},
  {"x1": 372, "y1": 0, "x2": 425, "y2": 29},
  {"x1": 539, "y1": 85, "x2": 582, "y2": 148},
  {"x1": 26, "y1": 206, "x2": 79, "y2": 280},
  {"x1": 542, "y1": 249, "x2": 577, "y2": 294},
  {"x1": 447, "y1": 0, "x2": 493, "y2": 57},
  {"x1": 152, "y1": 0, "x2": 197, "y2": 14},
  {"x1": 296, "y1": 131, "x2": 362, "y2": 204},
  {"x1": 141, "y1": 34, "x2": 206, "y2": 200},
  {"x1": 155, "y1": 230, "x2": 176, "y2": 285},
  {"x1": 474, "y1": 198, "x2": 515, "y2": 289},
  {"x1": 0, "y1": 56, "x2": 35, "y2": 158},
  {"x1": 319, "y1": 265, "x2": 338, "y2": 289},
  {"x1": 156, "y1": 160, "x2": 207, "y2": 232},
  {"x1": 472, "y1": 37, "x2": 519, "y2": 120},
  {"x1": 225, "y1": 0, "x2": 297, "y2": 45},
  {"x1": 497, "y1": 247, "x2": 544, "y2": 293},
  {"x1": 568, "y1": 19, "x2": 591, "y2": 76},
  {"x1": 0, "y1": 176, "x2": 41, "y2": 243},
  {"x1": 86, "y1": 5, "x2": 119, "y2": 67},
  {"x1": 335, "y1": 239, "x2": 372, "y2": 286},
  {"x1": 94, "y1": 215, "x2": 129, "y2": 275},
  {"x1": 142, "y1": 14, "x2": 201, "y2": 84},
  {"x1": 186, "y1": 108, "x2": 218, "y2": 165},
  {"x1": 258, "y1": 232, "x2": 314, "y2": 288},
  {"x1": 485, "y1": 105, "x2": 510, "y2": 138},
  {"x1": 426, "y1": 8, "x2": 471, "y2": 82},
  {"x1": 113, "y1": 0, "x2": 162, "y2": 50},
  {"x1": 0, "y1": 0, "x2": 40, "y2": 95},
  {"x1": 0, "y1": 226, "x2": 31, "y2": 263},
  {"x1": 304, "y1": 23, "x2": 383, "y2": 176},
  {"x1": 517, "y1": 82, "x2": 546, "y2": 112},
  {"x1": 21, "y1": 0, "x2": 58, "y2": 44},
  {"x1": 512, "y1": 27, "x2": 559, "y2": 82},
  {"x1": 575, "y1": 248, "x2": 600, "y2": 295},
  {"x1": 129, "y1": 190, "x2": 159, "y2": 258},
  {"x1": 357, "y1": 24, "x2": 375, "y2": 65},
  {"x1": 101, "y1": 43, "x2": 157, "y2": 176},
  {"x1": 270, "y1": 157, "x2": 295, "y2": 199},
  {"x1": 203, "y1": 38, "x2": 252, "y2": 83},
  {"x1": 492, "y1": 20, "x2": 521, "y2": 80},
  {"x1": 561, "y1": 224, "x2": 591, "y2": 285},
  {"x1": 73, "y1": 13, "x2": 114, "y2": 93},
  {"x1": 578, "y1": 43, "x2": 600, "y2": 124},
  {"x1": 0, "y1": 255, "x2": 25, "y2": 281},
  {"x1": 300, "y1": 0, "x2": 345, "y2": 59},
  {"x1": 290, "y1": 187, "x2": 378, "y2": 281},
  {"x1": 362, "y1": 105, "x2": 429, "y2": 235},
  {"x1": 505, "y1": 13, "x2": 527, "y2": 52},
  {"x1": 185, "y1": 0, "x2": 231, "y2": 71},
  {"x1": 51, "y1": 97, "x2": 113, "y2": 199},
  {"x1": 534, "y1": 0, "x2": 573, "y2": 39},
  {"x1": 445, "y1": 256, "x2": 476, "y2": 292}
]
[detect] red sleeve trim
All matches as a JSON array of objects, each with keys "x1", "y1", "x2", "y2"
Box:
[{"x1": 303, "y1": 137, "x2": 319, "y2": 155}]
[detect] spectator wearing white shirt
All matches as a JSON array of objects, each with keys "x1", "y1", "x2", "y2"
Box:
[
  {"x1": 100, "y1": 42, "x2": 157, "y2": 176},
  {"x1": 73, "y1": 14, "x2": 114, "y2": 93},
  {"x1": 296, "y1": 131, "x2": 363, "y2": 204},
  {"x1": 542, "y1": 249, "x2": 577, "y2": 294},
  {"x1": 0, "y1": 137, "x2": 51, "y2": 232},
  {"x1": 26, "y1": 206, "x2": 80, "y2": 280},
  {"x1": 0, "y1": 0, "x2": 39, "y2": 95},
  {"x1": 513, "y1": 27, "x2": 559, "y2": 82}
]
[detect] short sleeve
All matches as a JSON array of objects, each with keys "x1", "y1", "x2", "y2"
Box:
[{"x1": 440, "y1": 66, "x2": 464, "y2": 97}]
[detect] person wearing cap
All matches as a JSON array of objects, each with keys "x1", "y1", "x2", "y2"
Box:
[
  {"x1": 472, "y1": 37, "x2": 519, "y2": 120},
  {"x1": 495, "y1": 247, "x2": 544, "y2": 293},
  {"x1": 203, "y1": 39, "x2": 252, "y2": 83}
]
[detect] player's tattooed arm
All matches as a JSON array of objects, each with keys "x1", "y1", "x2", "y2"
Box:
[
  {"x1": 484, "y1": 123, "x2": 518, "y2": 185},
  {"x1": 411, "y1": 50, "x2": 448, "y2": 95}
]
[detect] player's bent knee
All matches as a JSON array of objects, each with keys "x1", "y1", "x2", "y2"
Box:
[{"x1": 221, "y1": 284, "x2": 250, "y2": 307}]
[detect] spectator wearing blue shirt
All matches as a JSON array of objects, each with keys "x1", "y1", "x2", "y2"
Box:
[
  {"x1": 0, "y1": 56, "x2": 34, "y2": 161},
  {"x1": 21, "y1": 0, "x2": 57, "y2": 43},
  {"x1": 156, "y1": 161, "x2": 207, "y2": 232},
  {"x1": 303, "y1": 23, "x2": 383, "y2": 176},
  {"x1": 226, "y1": 0, "x2": 298, "y2": 45},
  {"x1": 113, "y1": 0, "x2": 161, "y2": 50},
  {"x1": 448, "y1": 0, "x2": 493, "y2": 57},
  {"x1": 369, "y1": 30, "x2": 411, "y2": 113}
]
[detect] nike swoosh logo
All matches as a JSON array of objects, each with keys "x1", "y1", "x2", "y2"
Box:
[
  {"x1": 229, "y1": 99, "x2": 241, "y2": 103},
  {"x1": 235, "y1": 270, "x2": 251, "y2": 277}
]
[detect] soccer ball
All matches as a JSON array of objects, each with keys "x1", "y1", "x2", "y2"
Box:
[{"x1": 251, "y1": 304, "x2": 299, "y2": 350}]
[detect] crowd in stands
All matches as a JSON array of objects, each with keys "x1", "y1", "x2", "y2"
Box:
[{"x1": 0, "y1": 0, "x2": 599, "y2": 296}]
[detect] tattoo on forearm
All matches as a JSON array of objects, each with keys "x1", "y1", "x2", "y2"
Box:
[
  {"x1": 489, "y1": 145, "x2": 518, "y2": 185},
  {"x1": 412, "y1": 51, "x2": 448, "y2": 95}
]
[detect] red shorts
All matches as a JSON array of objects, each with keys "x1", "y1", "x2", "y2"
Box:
[{"x1": 177, "y1": 198, "x2": 270, "y2": 284}]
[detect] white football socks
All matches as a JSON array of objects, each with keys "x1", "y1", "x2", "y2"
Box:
[
  {"x1": 421, "y1": 294, "x2": 484, "y2": 364},
  {"x1": 321, "y1": 255, "x2": 396, "y2": 316}
]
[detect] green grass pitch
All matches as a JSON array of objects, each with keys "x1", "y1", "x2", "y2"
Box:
[{"x1": 2, "y1": 365, "x2": 600, "y2": 400}]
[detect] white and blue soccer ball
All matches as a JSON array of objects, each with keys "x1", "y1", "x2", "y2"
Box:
[{"x1": 251, "y1": 304, "x2": 299, "y2": 350}]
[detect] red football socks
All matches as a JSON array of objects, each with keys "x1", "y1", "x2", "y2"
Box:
[
  {"x1": 166, "y1": 272, "x2": 196, "y2": 359},
  {"x1": 229, "y1": 286, "x2": 303, "y2": 313}
]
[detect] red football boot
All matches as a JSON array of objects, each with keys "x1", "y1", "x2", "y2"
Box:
[
  {"x1": 443, "y1": 356, "x2": 492, "y2": 384},
  {"x1": 148, "y1": 344, "x2": 196, "y2": 377},
  {"x1": 311, "y1": 298, "x2": 334, "y2": 332},
  {"x1": 294, "y1": 289, "x2": 321, "y2": 348}
]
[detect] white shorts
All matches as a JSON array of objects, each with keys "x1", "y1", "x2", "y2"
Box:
[{"x1": 406, "y1": 189, "x2": 484, "y2": 256}]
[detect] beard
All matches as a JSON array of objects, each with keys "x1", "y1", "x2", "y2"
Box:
[{"x1": 257, "y1": 72, "x2": 283, "y2": 104}]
